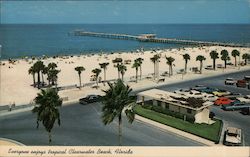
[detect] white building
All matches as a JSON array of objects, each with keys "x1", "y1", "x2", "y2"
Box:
[{"x1": 137, "y1": 89, "x2": 215, "y2": 124}]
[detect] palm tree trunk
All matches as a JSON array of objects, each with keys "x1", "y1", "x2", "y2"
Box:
[
  {"x1": 224, "y1": 60, "x2": 227, "y2": 69},
  {"x1": 32, "y1": 74, "x2": 36, "y2": 87},
  {"x1": 117, "y1": 68, "x2": 120, "y2": 79},
  {"x1": 42, "y1": 73, "x2": 44, "y2": 84},
  {"x1": 235, "y1": 57, "x2": 237, "y2": 67},
  {"x1": 245, "y1": 59, "x2": 247, "y2": 65},
  {"x1": 156, "y1": 61, "x2": 159, "y2": 81},
  {"x1": 48, "y1": 131, "x2": 52, "y2": 144},
  {"x1": 135, "y1": 69, "x2": 138, "y2": 83},
  {"x1": 153, "y1": 63, "x2": 156, "y2": 80},
  {"x1": 171, "y1": 64, "x2": 173, "y2": 76},
  {"x1": 78, "y1": 74, "x2": 81, "y2": 89},
  {"x1": 118, "y1": 114, "x2": 122, "y2": 146},
  {"x1": 169, "y1": 65, "x2": 171, "y2": 77},
  {"x1": 37, "y1": 71, "x2": 41, "y2": 89},
  {"x1": 185, "y1": 60, "x2": 187, "y2": 73},
  {"x1": 121, "y1": 73, "x2": 124, "y2": 81},
  {"x1": 200, "y1": 61, "x2": 203, "y2": 74},
  {"x1": 139, "y1": 66, "x2": 142, "y2": 80},
  {"x1": 213, "y1": 59, "x2": 216, "y2": 70},
  {"x1": 104, "y1": 68, "x2": 106, "y2": 82}
]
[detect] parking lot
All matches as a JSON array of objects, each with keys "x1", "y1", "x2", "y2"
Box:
[{"x1": 159, "y1": 69, "x2": 250, "y2": 146}]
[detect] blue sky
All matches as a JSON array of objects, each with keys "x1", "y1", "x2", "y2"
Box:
[{"x1": 1, "y1": 0, "x2": 250, "y2": 24}]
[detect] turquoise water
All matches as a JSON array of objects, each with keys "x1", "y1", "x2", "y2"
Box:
[{"x1": 0, "y1": 24, "x2": 250, "y2": 59}]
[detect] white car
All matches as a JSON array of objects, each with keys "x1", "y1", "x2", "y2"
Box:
[
  {"x1": 184, "y1": 90, "x2": 203, "y2": 99},
  {"x1": 237, "y1": 95, "x2": 250, "y2": 103},
  {"x1": 174, "y1": 89, "x2": 190, "y2": 96},
  {"x1": 224, "y1": 127, "x2": 242, "y2": 146},
  {"x1": 225, "y1": 78, "x2": 236, "y2": 85},
  {"x1": 203, "y1": 94, "x2": 218, "y2": 102}
]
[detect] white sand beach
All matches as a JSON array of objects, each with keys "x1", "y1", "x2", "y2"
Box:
[{"x1": 1, "y1": 46, "x2": 250, "y2": 106}]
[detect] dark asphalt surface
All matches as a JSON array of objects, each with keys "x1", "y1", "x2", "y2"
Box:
[
  {"x1": 158, "y1": 69, "x2": 250, "y2": 146},
  {"x1": 0, "y1": 102, "x2": 202, "y2": 146}
]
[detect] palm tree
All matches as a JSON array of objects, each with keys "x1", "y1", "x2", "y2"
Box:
[
  {"x1": 33, "y1": 61, "x2": 45, "y2": 89},
  {"x1": 210, "y1": 50, "x2": 219, "y2": 70},
  {"x1": 48, "y1": 62, "x2": 57, "y2": 70},
  {"x1": 32, "y1": 88, "x2": 62, "y2": 143},
  {"x1": 150, "y1": 54, "x2": 160, "y2": 80},
  {"x1": 112, "y1": 58, "x2": 123, "y2": 79},
  {"x1": 47, "y1": 69, "x2": 60, "y2": 87},
  {"x1": 135, "y1": 57, "x2": 144, "y2": 80},
  {"x1": 221, "y1": 50, "x2": 230, "y2": 69},
  {"x1": 118, "y1": 64, "x2": 127, "y2": 81},
  {"x1": 165, "y1": 56, "x2": 175, "y2": 76},
  {"x1": 242, "y1": 53, "x2": 250, "y2": 65},
  {"x1": 75, "y1": 66, "x2": 85, "y2": 89},
  {"x1": 41, "y1": 66, "x2": 49, "y2": 85},
  {"x1": 231, "y1": 49, "x2": 240, "y2": 67},
  {"x1": 28, "y1": 65, "x2": 36, "y2": 87},
  {"x1": 196, "y1": 55, "x2": 206, "y2": 74},
  {"x1": 102, "y1": 79, "x2": 135, "y2": 146},
  {"x1": 132, "y1": 60, "x2": 140, "y2": 83},
  {"x1": 92, "y1": 68, "x2": 102, "y2": 86},
  {"x1": 99, "y1": 62, "x2": 109, "y2": 83},
  {"x1": 183, "y1": 53, "x2": 190, "y2": 73}
]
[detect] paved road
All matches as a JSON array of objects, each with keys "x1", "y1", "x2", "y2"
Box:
[
  {"x1": 158, "y1": 69, "x2": 250, "y2": 146},
  {"x1": 0, "y1": 102, "x2": 202, "y2": 146}
]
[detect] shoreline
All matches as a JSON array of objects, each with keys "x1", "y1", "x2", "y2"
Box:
[{"x1": 1, "y1": 45, "x2": 250, "y2": 106}]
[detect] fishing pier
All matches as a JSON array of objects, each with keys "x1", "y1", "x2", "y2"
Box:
[{"x1": 73, "y1": 30, "x2": 248, "y2": 47}]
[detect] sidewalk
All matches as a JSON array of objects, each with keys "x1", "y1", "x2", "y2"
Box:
[{"x1": 135, "y1": 115, "x2": 225, "y2": 146}]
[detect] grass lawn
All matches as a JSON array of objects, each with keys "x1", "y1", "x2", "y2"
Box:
[{"x1": 134, "y1": 105, "x2": 222, "y2": 143}]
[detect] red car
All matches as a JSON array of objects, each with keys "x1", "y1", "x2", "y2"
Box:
[
  {"x1": 214, "y1": 97, "x2": 234, "y2": 106},
  {"x1": 236, "y1": 80, "x2": 247, "y2": 88}
]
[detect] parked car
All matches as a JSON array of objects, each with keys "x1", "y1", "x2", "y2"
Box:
[
  {"x1": 240, "y1": 107, "x2": 250, "y2": 115},
  {"x1": 225, "y1": 78, "x2": 235, "y2": 85},
  {"x1": 198, "y1": 87, "x2": 218, "y2": 94},
  {"x1": 214, "y1": 97, "x2": 234, "y2": 106},
  {"x1": 244, "y1": 76, "x2": 250, "y2": 82},
  {"x1": 213, "y1": 89, "x2": 231, "y2": 97},
  {"x1": 222, "y1": 102, "x2": 249, "y2": 111},
  {"x1": 237, "y1": 95, "x2": 250, "y2": 103},
  {"x1": 79, "y1": 94, "x2": 102, "y2": 104},
  {"x1": 174, "y1": 89, "x2": 190, "y2": 96},
  {"x1": 184, "y1": 90, "x2": 204, "y2": 99},
  {"x1": 236, "y1": 80, "x2": 247, "y2": 88},
  {"x1": 190, "y1": 85, "x2": 207, "y2": 91},
  {"x1": 224, "y1": 127, "x2": 242, "y2": 146},
  {"x1": 203, "y1": 94, "x2": 218, "y2": 102}
]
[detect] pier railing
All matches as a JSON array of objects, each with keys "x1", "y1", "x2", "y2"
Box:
[{"x1": 73, "y1": 30, "x2": 249, "y2": 47}]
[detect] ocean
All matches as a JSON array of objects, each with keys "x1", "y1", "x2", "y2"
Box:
[{"x1": 0, "y1": 24, "x2": 250, "y2": 59}]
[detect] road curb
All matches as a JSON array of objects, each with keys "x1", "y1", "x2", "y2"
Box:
[{"x1": 135, "y1": 115, "x2": 217, "y2": 146}]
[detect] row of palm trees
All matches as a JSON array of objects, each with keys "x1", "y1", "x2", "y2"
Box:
[
  {"x1": 73, "y1": 57, "x2": 145, "y2": 88},
  {"x1": 28, "y1": 61, "x2": 60, "y2": 89},
  {"x1": 30, "y1": 50, "x2": 249, "y2": 89}
]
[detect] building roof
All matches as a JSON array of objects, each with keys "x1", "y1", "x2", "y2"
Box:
[{"x1": 137, "y1": 89, "x2": 212, "y2": 111}]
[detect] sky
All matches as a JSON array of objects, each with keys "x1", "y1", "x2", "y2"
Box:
[{"x1": 1, "y1": 0, "x2": 250, "y2": 24}]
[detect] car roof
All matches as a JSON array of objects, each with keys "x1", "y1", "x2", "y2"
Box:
[{"x1": 227, "y1": 127, "x2": 241, "y2": 134}]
